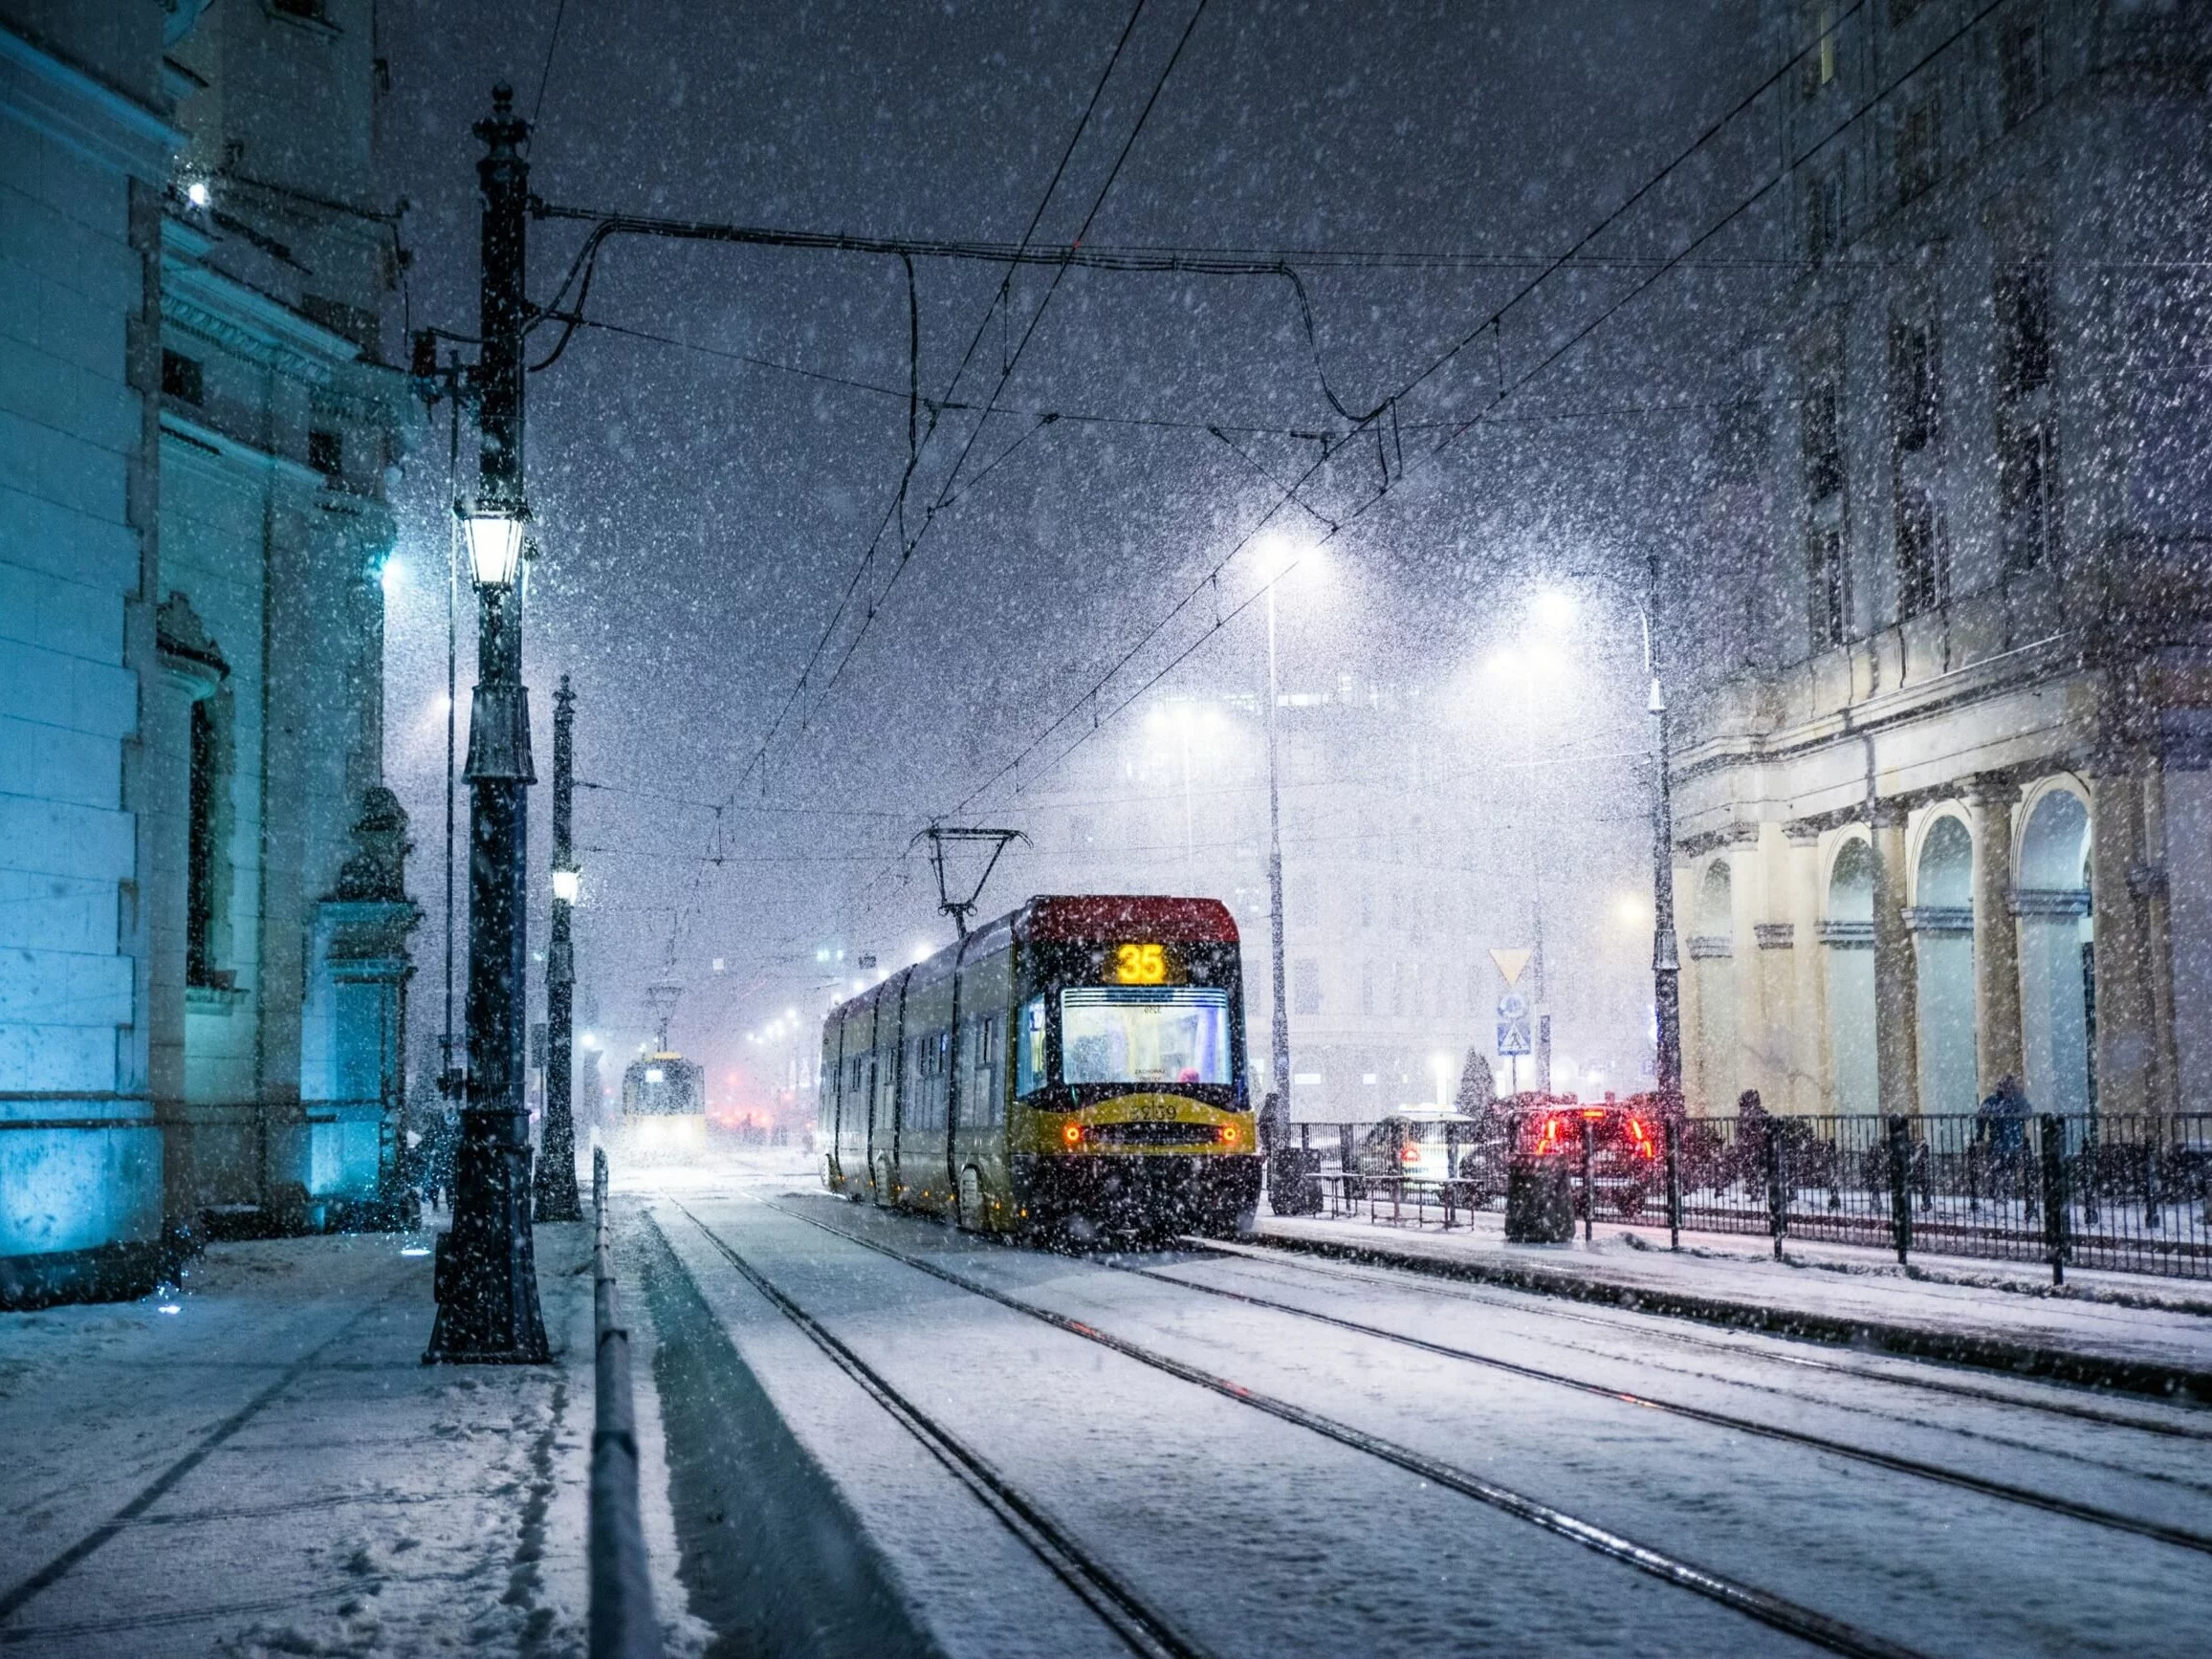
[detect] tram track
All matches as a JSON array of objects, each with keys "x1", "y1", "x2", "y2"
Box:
[
  {"x1": 1099, "y1": 1251, "x2": 2212, "y2": 1558},
  {"x1": 741, "y1": 1197, "x2": 1926, "y2": 1659},
  {"x1": 665, "y1": 1202, "x2": 1215, "y2": 1659},
  {"x1": 1192, "y1": 1236, "x2": 2212, "y2": 1441}
]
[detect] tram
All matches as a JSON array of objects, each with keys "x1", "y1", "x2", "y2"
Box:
[
  {"x1": 819, "y1": 895, "x2": 1260, "y2": 1239},
  {"x1": 615, "y1": 1049, "x2": 707, "y2": 1157}
]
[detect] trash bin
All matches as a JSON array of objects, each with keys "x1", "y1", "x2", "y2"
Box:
[
  {"x1": 1504, "y1": 1153, "x2": 1573, "y2": 1242},
  {"x1": 1269, "y1": 1147, "x2": 1323, "y2": 1216}
]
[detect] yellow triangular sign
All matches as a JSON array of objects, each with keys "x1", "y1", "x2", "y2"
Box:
[{"x1": 1489, "y1": 948, "x2": 1531, "y2": 988}]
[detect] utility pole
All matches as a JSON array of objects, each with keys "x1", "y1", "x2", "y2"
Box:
[
  {"x1": 427, "y1": 83, "x2": 550, "y2": 1364},
  {"x1": 1264, "y1": 576, "x2": 1291, "y2": 1116},
  {"x1": 536, "y1": 676, "x2": 581, "y2": 1221},
  {"x1": 1647, "y1": 550, "x2": 1683, "y2": 1108}
]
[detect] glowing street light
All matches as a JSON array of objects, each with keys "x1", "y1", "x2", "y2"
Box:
[{"x1": 461, "y1": 505, "x2": 526, "y2": 590}]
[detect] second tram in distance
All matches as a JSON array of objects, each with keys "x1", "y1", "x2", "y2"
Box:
[{"x1": 819, "y1": 895, "x2": 1259, "y2": 1239}]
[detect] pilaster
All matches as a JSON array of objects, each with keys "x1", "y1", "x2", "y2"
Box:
[
  {"x1": 1871, "y1": 800, "x2": 1920, "y2": 1117},
  {"x1": 1965, "y1": 776, "x2": 2026, "y2": 1098},
  {"x1": 2089, "y1": 768, "x2": 2158, "y2": 1117}
]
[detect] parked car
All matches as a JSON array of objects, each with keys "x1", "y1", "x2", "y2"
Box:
[
  {"x1": 1494, "y1": 1092, "x2": 1670, "y2": 1221},
  {"x1": 1352, "y1": 1108, "x2": 1483, "y2": 1184}
]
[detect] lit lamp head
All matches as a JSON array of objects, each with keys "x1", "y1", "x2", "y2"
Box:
[
  {"x1": 550, "y1": 865, "x2": 580, "y2": 905},
  {"x1": 461, "y1": 504, "x2": 527, "y2": 590}
]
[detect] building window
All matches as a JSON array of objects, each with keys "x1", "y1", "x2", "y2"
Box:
[
  {"x1": 1997, "y1": 416, "x2": 2057, "y2": 573},
  {"x1": 1804, "y1": 165, "x2": 1843, "y2": 265},
  {"x1": 308, "y1": 429, "x2": 342, "y2": 480},
  {"x1": 1803, "y1": 3, "x2": 1839, "y2": 96},
  {"x1": 1807, "y1": 527, "x2": 1850, "y2": 647},
  {"x1": 1995, "y1": 259, "x2": 2057, "y2": 573},
  {"x1": 1894, "y1": 487, "x2": 1946, "y2": 617},
  {"x1": 162, "y1": 350, "x2": 204, "y2": 405},
  {"x1": 186, "y1": 700, "x2": 225, "y2": 989},
  {"x1": 1888, "y1": 319, "x2": 1937, "y2": 457},
  {"x1": 1994, "y1": 261, "x2": 2052, "y2": 400},
  {"x1": 1292, "y1": 957, "x2": 1322, "y2": 1016},
  {"x1": 1359, "y1": 961, "x2": 1375, "y2": 1016},
  {"x1": 1894, "y1": 93, "x2": 1940, "y2": 204},
  {"x1": 1999, "y1": 13, "x2": 2046, "y2": 129},
  {"x1": 1803, "y1": 379, "x2": 1845, "y2": 505},
  {"x1": 1803, "y1": 370, "x2": 1850, "y2": 648}
]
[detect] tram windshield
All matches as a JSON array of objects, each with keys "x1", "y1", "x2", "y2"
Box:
[{"x1": 1059, "y1": 987, "x2": 1232, "y2": 1086}]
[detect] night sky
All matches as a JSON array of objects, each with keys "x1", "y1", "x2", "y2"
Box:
[{"x1": 371, "y1": 0, "x2": 1774, "y2": 1092}]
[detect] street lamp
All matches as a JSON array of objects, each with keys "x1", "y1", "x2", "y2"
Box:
[
  {"x1": 462, "y1": 506, "x2": 526, "y2": 589},
  {"x1": 426, "y1": 85, "x2": 550, "y2": 1364},
  {"x1": 1511, "y1": 561, "x2": 1681, "y2": 1109},
  {"x1": 535, "y1": 676, "x2": 582, "y2": 1223},
  {"x1": 1253, "y1": 530, "x2": 1317, "y2": 1145}
]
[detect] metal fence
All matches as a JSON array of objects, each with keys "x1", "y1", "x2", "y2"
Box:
[
  {"x1": 1281, "y1": 1113, "x2": 2212, "y2": 1282},
  {"x1": 590, "y1": 1148, "x2": 663, "y2": 1659}
]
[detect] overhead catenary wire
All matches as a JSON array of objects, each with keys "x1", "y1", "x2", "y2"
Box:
[
  {"x1": 621, "y1": 0, "x2": 1157, "y2": 1030},
  {"x1": 833, "y1": 0, "x2": 2007, "y2": 935}
]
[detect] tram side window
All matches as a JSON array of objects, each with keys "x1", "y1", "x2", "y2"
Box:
[
  {"x1": 1017, "y1": 996, "x2": 1048, "y2": 1096},
  {"x1": 970, "y1": 1015, "x2": 1001, "y2": 1125}
]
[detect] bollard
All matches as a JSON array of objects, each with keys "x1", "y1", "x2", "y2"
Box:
[
  {"x1": 1764, "y1": 1124, "x2": 1787, "y2": 1261},
  {"x1": 1579, "y1": 1119, "x2": 1595, "y2": 1243},
  {"x1": 1886, "y1": 1115, "x2": 1913, "y2": 1267},
  {"x1": 2039, "y1": 1113, "x2": 2069, "y2": 1287},
  {"x1": 1664, "y1": 1116, "x2": 1682, "y2": 1252}
]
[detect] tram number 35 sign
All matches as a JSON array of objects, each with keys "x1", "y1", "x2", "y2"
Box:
[
  {"x1": 1496, "y1": 992, "x2": 1532, "y2": 1057},
  {"x1": 1114, "y1": 942, "x2": 1169, "y2": 984}
]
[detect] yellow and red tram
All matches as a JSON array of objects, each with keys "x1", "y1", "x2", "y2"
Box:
[{"x1": 819, "y1": 896, "x2": 1259, "y2": 1239}]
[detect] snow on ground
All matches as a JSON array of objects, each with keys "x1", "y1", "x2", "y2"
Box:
[
  {"x1": 0, "y1": 1218, "x2": 707, "y2": 1659},
  {"x1": 1260, "y1": 1206, "x2": 2212, "y2": 1375},
  {"x1": 643, "y1": 1172, "x2": 2212, "y2": 1658}
]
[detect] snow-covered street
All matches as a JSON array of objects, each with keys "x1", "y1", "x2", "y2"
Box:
[{"x1": 626, "y1": 1159, "x2": 2212, "y2": 1659}]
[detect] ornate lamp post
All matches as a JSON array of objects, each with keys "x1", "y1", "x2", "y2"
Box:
[
  {"x1": 535, "y1": 676, "x2": 582, "y2": 1222},
  {"x1": 426, "y1": 85, "x2": 549, "y2": 1364}
]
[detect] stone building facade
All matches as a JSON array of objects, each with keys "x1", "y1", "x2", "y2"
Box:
[
  {"x1": 0, "y1": 0, "x2": 413, "y2": 1305},
  {"x1": 1671, "y1": 0, "x2": 2212, "y2": 1124}
]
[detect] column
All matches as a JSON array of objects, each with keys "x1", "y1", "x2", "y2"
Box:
[
  {"x1": 2090, "y1": 770, "x2": 2157, "y2": 1117},
  {"x1": 1966, "y1": 777, "x2": 2025, "y2": 1099},
  {"x1": 1870, "y1": 800, "x2": 1920, "y2": 1117}
]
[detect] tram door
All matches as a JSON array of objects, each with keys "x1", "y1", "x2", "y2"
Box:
[{"x1": 870, "y1": 972, "x2": 908, "y2": 1205}]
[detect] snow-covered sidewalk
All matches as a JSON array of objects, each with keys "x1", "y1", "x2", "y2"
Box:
[
  {"x1": 0, "y1": 1220, "x2": 690, "y2": 1657},
  {"x1": 1258, "y1": 1206, "x2": 2212, "y2": 1398}
]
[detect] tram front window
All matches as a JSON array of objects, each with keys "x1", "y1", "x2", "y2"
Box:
[{"x1": 1060, "y1": 987, "x2": 1231, "y2": 1086}]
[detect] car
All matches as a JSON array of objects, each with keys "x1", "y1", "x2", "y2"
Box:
[
  {"x1": 1352, "y1": 1108, "x2": 1485, "y2": 1185},
  {"x1": 1494, "y1": 1092, "x2": 1670, "y2": 1220}
]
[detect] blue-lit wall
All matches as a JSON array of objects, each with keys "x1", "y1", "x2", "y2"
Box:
[{"x1": 0, "y1": 22, "x2": 176, "y2": 1291}]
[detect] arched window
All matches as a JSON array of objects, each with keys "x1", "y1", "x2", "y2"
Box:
[
  {"x1": 1914, "y1": 816, "x2": 1976, "y2": 1112},
  {"x1": 1825, "y1": 838, "x2": 1877, "y2": 1111}
]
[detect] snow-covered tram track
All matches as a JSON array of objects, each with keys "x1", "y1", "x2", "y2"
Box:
[
  {"x1": 1097, "y1": 1251, "x2": 2212, "y2": 1559},
  {"x1": 668, "y1": 1201, "x2": 1216, "y2": 1659},
  {"x1": 747, "y1": 1198, "x2": 1925, "y2": 1659},
  {"x1": 1196, "y1": 1237, "x2": 2212, "y2": 1441}
]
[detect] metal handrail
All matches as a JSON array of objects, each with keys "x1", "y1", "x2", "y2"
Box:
[{"x1": 589, "y1": 1146, "x2": 662, "y2": 1658}]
